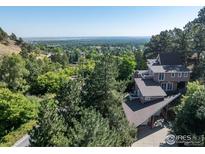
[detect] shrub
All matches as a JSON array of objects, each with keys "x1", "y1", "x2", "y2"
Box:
[
  {"x1": 0, "y1": 88, "x2": 38, "y2": 138},
  {"x1": 37, "y1": 67, "x2": 77, "y2": 94}
]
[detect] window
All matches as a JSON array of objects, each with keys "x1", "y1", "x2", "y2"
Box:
[
  {"x1": 161, "y1": 83, "x2": 166, "y2": 90},
  {"x1": 171, "y1": 73, "x2": 175, "y2": 78},
  {"x1": 161, "y1": 83, "x2": 173, "y2": 91},
  {"x1": 159, "y1": 73, "x2": 165, "y2": 81},
  {"x1": 184, "y1": 72, "x2": 188, "y2": 77},
  {"x1": 167, "y1": 83, "x2": 173, "y2": 91},
  {"x1": 178, "y1": 72, "x2": 182, "y2": 78}
]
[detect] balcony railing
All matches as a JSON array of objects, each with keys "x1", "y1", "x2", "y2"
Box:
[
  {"x1": 141, "y1": 73, "x2": 153, "y2": 79},
  {"x1": 136, "y1": 70, "x2": 154, "y2": 79}
]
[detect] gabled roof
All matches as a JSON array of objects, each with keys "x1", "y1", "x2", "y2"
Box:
[
  {"x1": 134, "y1": 78, "x2": 167, "y2": 97},
  {"x1": 122, "y1": 94, "x2": 181, "y2": 127},
  {"x1": 157, "y1": 53, "x2": 183, "y2": 65}
]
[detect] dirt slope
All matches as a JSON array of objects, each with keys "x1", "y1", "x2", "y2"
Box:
[{"x1": 0, "y1": 40, "x2": 21, "y2": 56}]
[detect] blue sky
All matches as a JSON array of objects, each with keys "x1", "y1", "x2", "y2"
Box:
[{"x1": 0, "y1": 6, "x2": 202, "y2": 37}]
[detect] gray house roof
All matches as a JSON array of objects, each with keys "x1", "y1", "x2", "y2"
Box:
[
  {"x1": 147, "y1": 53, "x2": 191, "y2": 73},
  {"x1": 149, "y1": 65, "x2": 190, "y2": 73},
  {"x1": 122, "y1": 94, "x2": 181, "y2": 127},
  {"x1": 134, "y1": 78, "x2": 167, "y2": 97},
  {"x1": 158, "y1": 52, "x2": 183, "y2": 65}
]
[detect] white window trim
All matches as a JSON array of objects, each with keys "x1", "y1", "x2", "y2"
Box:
[
  {"x1": 161, "y1": 82, "x2": 173, "y2": 91},
  {"x1": 161, "y1": 83, "x2": 167, "y2": 90},
  {"x1": 171, "y1": 73, "x2": 175, "y2": 78},
  {"x1": 178, "y1": 72, "x2": 182, "y2": 78},
  {"x1": 184, "y1": 72, "x2": 188, "y2": 77},
  {"x1": 167, "y1": 82, "x2": 173, "y2": 91},
  {"x1": 159, "y1": 73, "x2": 165, "y2": 81}
]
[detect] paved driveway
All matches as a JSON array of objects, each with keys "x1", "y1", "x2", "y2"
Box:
[
  {"x1": 12, "y1": 134, "x2": 30, "y2": 147},
  {"x1": 132, "y1": 124, "x2": 176, "y2": 147}
]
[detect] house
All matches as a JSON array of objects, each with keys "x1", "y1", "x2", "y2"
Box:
[
  {"x1": 123, "y1": 53, "x2": 191, "y2": 128},
  {"x1": 134, "y1": 52, "x2": 191, "y2": 103}
]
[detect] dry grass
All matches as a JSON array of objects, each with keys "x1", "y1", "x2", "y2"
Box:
[{"x1": 0, "y1": 40, "x2": 21, "y2": 56}]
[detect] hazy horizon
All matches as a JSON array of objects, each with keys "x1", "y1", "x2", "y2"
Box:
[{"x1": 23, "y1": 36, "x2": 151, "y2": 39}]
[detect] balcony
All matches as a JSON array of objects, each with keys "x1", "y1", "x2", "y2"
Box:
[
  {"x1": 136, "y1": 70, "x2": 154, "y2": 79},
  {"x1": 141, "y1": 74, "x2": 153, "y2": 79}
]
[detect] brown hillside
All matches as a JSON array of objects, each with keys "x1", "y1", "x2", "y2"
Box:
[{"x1": 0, "y1": 40, "x2": 21, "y2": 56}]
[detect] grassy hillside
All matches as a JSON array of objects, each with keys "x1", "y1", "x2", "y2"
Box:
[
  {"x1": 0, "y1": 27, "x2": 22, "y2": 56},
  {"x1": 0, "y1": 40, "x2": 21, "y2": 56}
]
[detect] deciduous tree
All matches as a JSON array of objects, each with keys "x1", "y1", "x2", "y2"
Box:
[
  {"x1": 173, "y1": 82, "x2": 205, "y2": 146},
  {"x1": 0, "y1": 54, "x2": 29, "y2": 92},
  {"x1": 0, "y1": 88, "x2": 37, "y2": 138}
]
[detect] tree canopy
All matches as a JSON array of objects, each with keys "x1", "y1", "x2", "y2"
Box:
[
  {"x1": 0, "y1": 88, "x2": 38, "y2": 138},
  {"x1": 0, "y1": 54, "x2": 29, "y2": 93},
  {"x1": 30, "y1": 53, "x2": 135, "y2": 147},
  {"x1": 173, "y1": 82, "x2": 205, "y2": 146},
  {"x1": 0, "y1": 27, "x2": 8, "y2": 42}
]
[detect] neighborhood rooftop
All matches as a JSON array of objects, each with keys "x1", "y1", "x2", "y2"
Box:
[{"x1": 134, "y1": 78, "x2": 167, "y2": 97}]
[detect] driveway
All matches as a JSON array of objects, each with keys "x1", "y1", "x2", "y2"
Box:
[
  {"x1": 12, "y1": 134, "x2": 30, "y2": 147},
  {"x1": 132, "y1": 124, "x2": 176, "y2": 147}
]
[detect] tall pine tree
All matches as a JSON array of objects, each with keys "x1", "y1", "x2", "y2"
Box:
[{"x1": 82, "y1": 53, "x2": 135, "y2": 146}]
